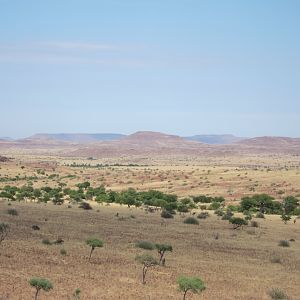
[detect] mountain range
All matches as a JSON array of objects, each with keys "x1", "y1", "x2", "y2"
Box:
[
  {"x1": 15, "y1": 132, "x2": 246, "y2": 144},
  {"x1": 0, "y1": 131, "x2": 299, "y2": 157}
]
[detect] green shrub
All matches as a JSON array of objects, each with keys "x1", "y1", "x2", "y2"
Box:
[
  {"x1": 161, "y1": 210, "x2": 174, "y2": 219},
  {"x1": 42, "y1": 239, "x2": 52, "y2": 245},
  {"x1": 229, "y1": 217, "x2": 248, "y2": 229},
  {"x1": 278, "y1": 240, "x2": 290, "y2": 247},
  {"x1": 214, "y1": 209, "x2": 224, "y2": 216},
  {"x1": 209, "y1": 202, "x2": 221, "y2": 210},
  {"x1": 227, "y1": 205, "x2": 239, "y2": 212},
  {"x1": 184, "y1": 217, "x2": 199, "y2": 225},
  {"x1": 177, "y1": 203, "x2": 189, "y2": 213},
  {"x1": 60, "y1": 248, "x2": 67, "y2": 255},
  {"x1": 221, "y1": 208, "x2": 233, "y2": 220},
  {"x1": 135, "y1": 240, "x2": 155, "y2": 250},
  {"x1": 268, "y1": 288, "x2": 289, "y2": 299}
]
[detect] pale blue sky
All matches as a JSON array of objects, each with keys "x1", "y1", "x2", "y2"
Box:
[{"x1": 0, "y1": 0, "x2": 299, "y2": 138}]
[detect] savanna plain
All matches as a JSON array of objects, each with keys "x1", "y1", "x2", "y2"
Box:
[{"x1": 0, "y1": 153, "x2": 300, "y2": 299}]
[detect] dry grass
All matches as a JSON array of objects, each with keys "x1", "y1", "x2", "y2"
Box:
[
  {"x1": 1, "y1": 153, "x2": 300, "y2": 202},
  {"x1": 0, "y1": 201, "x2": 299, "y2": 299}
]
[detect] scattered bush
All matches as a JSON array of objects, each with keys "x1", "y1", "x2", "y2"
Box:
[
  {"x1": 209, "y1": 202, "x2": 221, "y2": 210},
  {"x1": 184, "y1": 217, "x2": 199, "y2": 225},
  {"x1": 221, "y1": 209, "x2": 233, "y2": 220},
  {"x1": 135, "y1": 240, "x2": 155, "y2": 250},
  {"x1": 278, "y1": 240, "x2": 290, "y2": 247},
  {"x1": 268, "y1": 288, "x2": 289, "y2": 299},
  {"x1": 214, "y1": 209, "x2": 224, "y2": 217},
  {"x1": 161, "y1": 210, "x2": 174, "y2": 219},
  {"x1": 60, "y1": 248, "x2": 67, "y2": 256},
  {"x1": 42, "y1": 239, "x2": 52, "y2": 245},
  {"x1": 229, "y1": 217, "x2": 248, "y2": 229}
]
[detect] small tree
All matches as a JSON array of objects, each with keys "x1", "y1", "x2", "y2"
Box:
[
  {"x1": 280, "y1": 214, "x2": 291, "y2": 224},
  {"x1": 29, "y1": 277, "x2": 53, "y2": 300},
  {"x1": 155, "y1": 243, "x2": 172, "y2": 265},
  {"x1": 229, "y1": 217, "x2": 248, "y2": 229},
  {"x1": 0, "y1": 223, "x2": 9, "y2": 245},
  {"x1": 178, "y1": 275, "x2": 205, "y2": 300},
  {"x1": 135, "y1": 254, "x2": 158, "y2": 284},
  {"x1": 86, "y1": 238, "x2": 103, "y2": 261}
]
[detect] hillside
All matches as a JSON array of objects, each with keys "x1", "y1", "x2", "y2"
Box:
[
  {"x1": 68, "y1": 131, "x2": 209, "y2": 158},
  {"x1": 237, "y1": 136, "x2": 300, "y2": 154}
]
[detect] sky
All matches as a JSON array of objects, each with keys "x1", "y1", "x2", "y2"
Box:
[{"x1": 0, "y1": 0, "x2": 299, "y2": 138}]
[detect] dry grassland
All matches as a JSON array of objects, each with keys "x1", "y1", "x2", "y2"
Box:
[{"x1": 0, "y1": 201, "x2": 300, "y2": 300}]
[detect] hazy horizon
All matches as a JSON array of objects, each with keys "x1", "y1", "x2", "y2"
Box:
[{"x1": 1, "y1": 0, "x2": 299, "y2": 138}]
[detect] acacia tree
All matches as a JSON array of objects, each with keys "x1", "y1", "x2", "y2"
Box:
[
  {"x1": 0, "y1": 223, "x2": 9, "y2": 245},
  {"x1": 29, "y1": 278, "x2": 53, "y2": 300},
  {"x1": 282, "y1": 196, "x2": 299, "y2": 215},
  {"x1": 253, "y1": 194, "x2": 274, "y2": 214},
  {"x1": 155, "y1": 243, "x2": 172, "y2": 265},
  {"x1": 86, "y1": 238, "x2": 103, "y2": 261},
  {"x1": 177, "y1": 276, "x2": 206, "y2": 300},
  {"x1": 135, "y1": 254, "x2": 158, "y2": 284}
]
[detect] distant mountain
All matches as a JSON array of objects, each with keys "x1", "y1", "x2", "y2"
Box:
[
  {"x1": 27, "y1": 133, "x2": 126, "y2": 143},
  {"x1": 1, "y1": 131, "x2": 299, "y2": 157},
  {"x1": 69, "y1": 131, "x2": 208, "y2": 157},
  {"x1": 184, "y1": 134, "x2": 245, "y2": 144},
  {"x1": 237, "y1": 136, "x2": 300, "y2": 153},
  {"x1": 0, "y1": 137, "x2": 13, "y2": 141}
]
